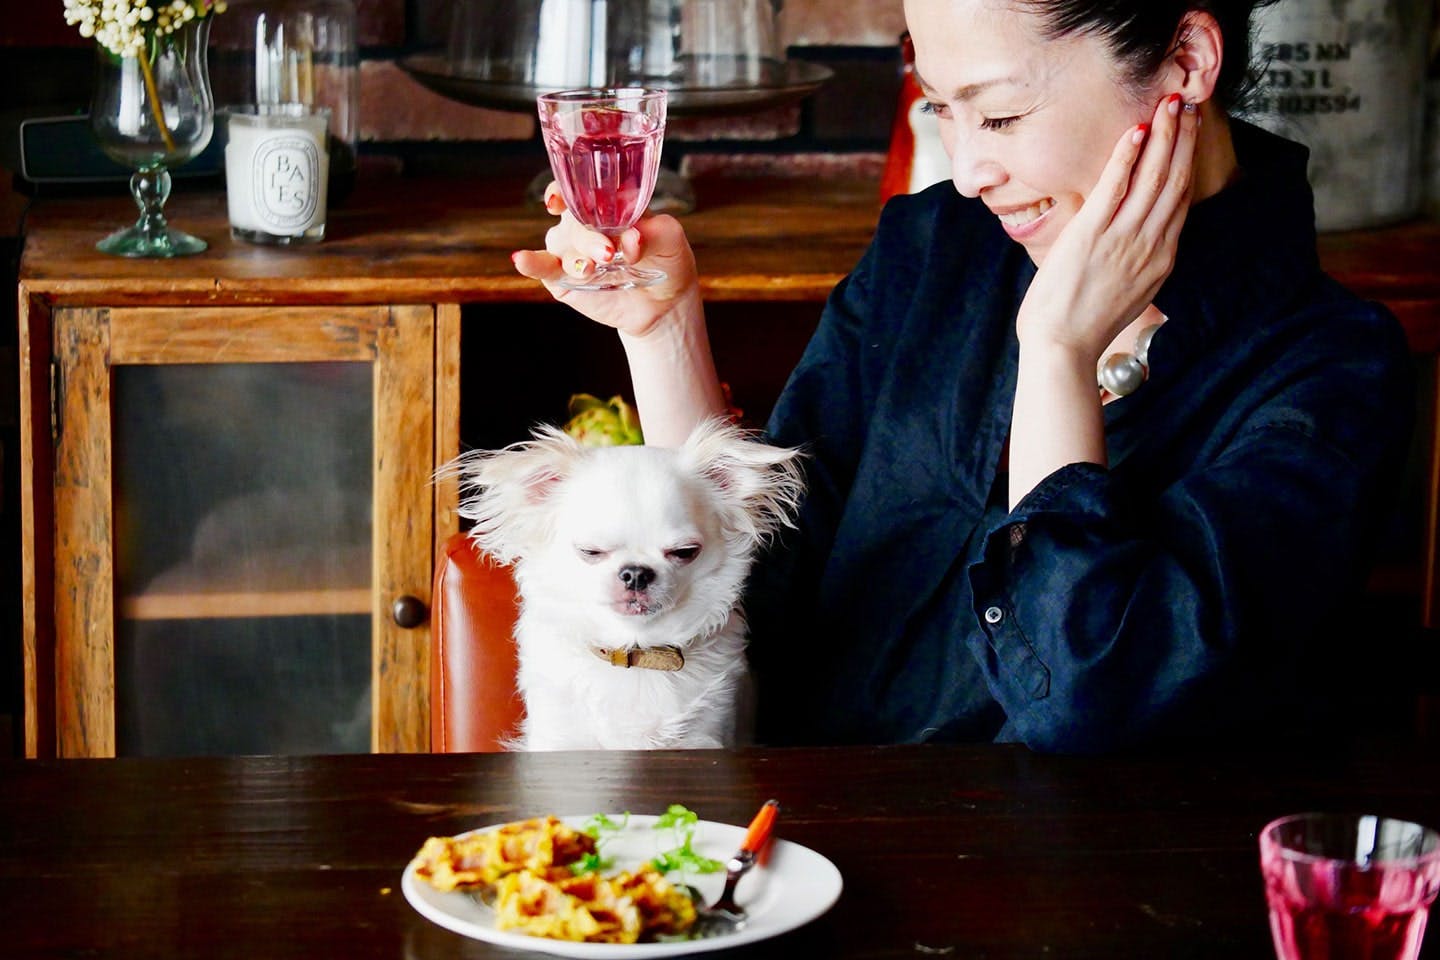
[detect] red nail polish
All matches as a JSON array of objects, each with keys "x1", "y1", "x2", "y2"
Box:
[
  {"x1": 1166, "y1": 92, "x2": 1183, "y2": 104},
  {"x1": 1137, "y1": 123, "x2": 1150, "y2": 134}
]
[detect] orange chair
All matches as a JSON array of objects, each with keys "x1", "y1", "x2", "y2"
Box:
[{"x1": 429, "y1": 531, "x2": 524, "y2": 752}]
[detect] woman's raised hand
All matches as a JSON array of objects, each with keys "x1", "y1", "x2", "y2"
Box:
[
  {"x1": 1015, "y1": 91, "x2": 1200, "y2": 361},
  {"x1": 1006, "y1": 90, "x2": 1201, "y2": 508},
  {"x1": 511, "y1": 182, "x2": 701, "y2": 339}
]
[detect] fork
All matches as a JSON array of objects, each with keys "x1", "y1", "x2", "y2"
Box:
[{"x1": 688, "y1": 799, "x2": 779, "y2": 938}]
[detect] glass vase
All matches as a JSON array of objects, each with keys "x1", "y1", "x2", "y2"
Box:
[{"x1": 90, "y1": 17, "x2": 215, "y2": 257}]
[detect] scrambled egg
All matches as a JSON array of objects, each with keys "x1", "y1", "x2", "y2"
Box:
[
  {"x1": 414, "y1": 816, "x2": 698, "y2": 943},
  {"x1": 494, "y1": 868, "x2": 696, "y2": 943},
  {"x1": 413, "y1": 816, "x2": 595, "y2": 891}
]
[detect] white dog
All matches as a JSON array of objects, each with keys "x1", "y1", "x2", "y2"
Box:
[{"x1": 454, "y1": 419, "x2": 805, "y2": 750}]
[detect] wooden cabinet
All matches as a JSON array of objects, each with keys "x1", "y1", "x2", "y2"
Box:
[
  {"x1": 26, "y1": 298, "x2": 454, "y2": 757},
  {"x1": 47, "y1": 303, "x2": 437, "y2": 757},
  {"x1": 17, "y1": 174, "x2": 1440, "y2": 757}
]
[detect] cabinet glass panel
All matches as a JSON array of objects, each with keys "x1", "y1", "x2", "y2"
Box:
[{"x1": 111, "y1": 362, "x2": 373, "y2": 756}]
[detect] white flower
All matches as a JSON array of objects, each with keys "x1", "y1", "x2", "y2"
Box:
[{"x1": 62, "y1": 0, "x2": 221, "y2": 57}]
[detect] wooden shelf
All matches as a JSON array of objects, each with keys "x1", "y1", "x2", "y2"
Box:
[
  {"x1": 120, "y1": 543, "x2": 371, "y2": 621},
  {"x1": 17, "y1": 173, "x2": 885, "y2": 307},
  {"x1": 121, "y1": 588, "x2": 372, "y2": 621},
  {"x1": 19, "y1": 173, "x2": 1440, "y2": 348}
]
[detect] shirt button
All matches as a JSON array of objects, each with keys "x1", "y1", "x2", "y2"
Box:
[{"x1": 984, "y1": 606, "x2": 1004, "y2": 625}]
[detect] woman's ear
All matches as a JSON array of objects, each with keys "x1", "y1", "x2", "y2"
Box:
[{"x1": 1167, "y1": 9, "x2": 1224, "y2": 105}]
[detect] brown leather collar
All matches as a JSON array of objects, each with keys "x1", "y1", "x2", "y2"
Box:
[{"x1": 589, "y1": 645, "x2": 685, "y2": 671}]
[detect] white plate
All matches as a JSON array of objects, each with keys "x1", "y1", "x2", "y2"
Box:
[{"x1": 402, "y1": 814, "x2": 843, "y2": 958}]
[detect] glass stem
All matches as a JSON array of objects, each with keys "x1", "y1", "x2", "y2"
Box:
[
  {"x1": 131, "y1": 165, "x2": 172, "y2": 240},
  {"x1": 137, "y1": 45, "x2": 178, "y2": 153}
]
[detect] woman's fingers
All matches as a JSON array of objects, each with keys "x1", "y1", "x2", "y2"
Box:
[
  {"x1": 542, "y1": 181, "x2": 565, "y2": 214},
  {"x1": 1074, "y1": 118, "x2": 1149, "y2": 234},
  {"x1": 511, "y1": 249, "x2": 562, "y2": 282},
  {"x1": 1123, "y1": 94, "x2": 1184, "y2": 219},
  {"x1": 1113, "y1": 93, "x2": 1198, "y2": 236},
  {"x1": 1144, "y1": 99, "x2": 1199, "y2": 233}
]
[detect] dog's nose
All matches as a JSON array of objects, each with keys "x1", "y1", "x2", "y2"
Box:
[{"x1": 618, "y1": 565, "x2": 655, "y2": 591}]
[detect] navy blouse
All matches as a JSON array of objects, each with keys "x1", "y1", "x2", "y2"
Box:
[{"x1": 745, "y1": 121, "x2": 1415, "y2": 752}]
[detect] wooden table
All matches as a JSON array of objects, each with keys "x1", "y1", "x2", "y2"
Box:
[{"x1": 3, "y1": 742, "x2": 1438, "y2": 958}]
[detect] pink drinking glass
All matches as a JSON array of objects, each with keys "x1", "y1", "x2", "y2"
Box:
[
  {"x1": 1260, "y1": 812, "x2": 1440, "y2": 960},
  {"x1": 537, "y1": 87, "x2": 668, "y2": 291}
]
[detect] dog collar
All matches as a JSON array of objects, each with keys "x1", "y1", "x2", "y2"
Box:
[{"x1": 590, "y1": 645, "x2": 685, "y2": 671}]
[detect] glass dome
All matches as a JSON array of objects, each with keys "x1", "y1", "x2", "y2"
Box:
[
  {"x1": 210, "y1": 0, "x2": 359, "y2": 203},
  {"x1": 445, "y1": 0, "x2": 787, "y2": 90}
]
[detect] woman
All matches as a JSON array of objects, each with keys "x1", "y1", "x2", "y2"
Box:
[{"x1": 512, "y1": 0, "x2": 1415, "y2": 751}]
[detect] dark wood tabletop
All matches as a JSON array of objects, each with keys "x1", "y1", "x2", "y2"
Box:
[{"x1": 3, "y1": 742, "x2": 1439, "y2": 959}]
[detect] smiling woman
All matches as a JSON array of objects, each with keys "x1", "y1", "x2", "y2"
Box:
[{"x1": 509, "y1": 0, "x2": 1416, "y2": 754}]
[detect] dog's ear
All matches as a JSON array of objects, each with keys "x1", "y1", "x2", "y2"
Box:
[
  {"x1": 448, "y1": 425, "x2": 584, "y2": 563},
  {"x1": 678, "y1": 418, "x2": 807, "y2": 547}
]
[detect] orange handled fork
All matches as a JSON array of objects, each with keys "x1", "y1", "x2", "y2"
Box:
[{"x1": 693, "y1": 799, "x2": 779, "y2": 935}]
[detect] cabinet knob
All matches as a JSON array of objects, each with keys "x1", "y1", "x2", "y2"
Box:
[{"x1": 391, "y1": 595, "x2": 428, "y2": 629}]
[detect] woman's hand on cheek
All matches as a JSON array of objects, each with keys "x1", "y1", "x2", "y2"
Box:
[
  {"x1": 510, "y1": 182, "x2": 701, "y2": 339},
  {"x1": 1015, "y1": 91, "x2": 1200, "y2": 362}
]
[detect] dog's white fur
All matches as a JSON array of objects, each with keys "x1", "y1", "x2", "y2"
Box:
[{"x1": 454, "y1": 419, "x2": 805, "y2": 750}]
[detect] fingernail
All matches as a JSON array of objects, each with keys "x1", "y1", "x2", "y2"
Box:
[
  {"x1": 510, "y1": 251, "x2": 522, "y2": 264},
  {"x1": 1132, "y1": 123, "x2": 1149, "y2": 144},
  {"x1": 601, "y1": 243, "x2": 615, "y2": 263},
  {"x1": 545, "y1": 195, "x2": 564, "y2": 214},
  {"x1": 1167, "y1": 94, "x2": 1182, "y2": 116}
]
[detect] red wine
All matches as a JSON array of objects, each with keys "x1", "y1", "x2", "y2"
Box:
[
  {"x1": 1263, "y1": 841, "x2": 1438, "y2": 959},
  {"x1": 544, "y1": 125, "x2": 663, "y2": 237}
]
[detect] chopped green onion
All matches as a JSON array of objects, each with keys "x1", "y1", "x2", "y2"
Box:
[
  {"x1": 648, "y1": 804, "x2": 722, "y2": 875},
  {"x1": 581, "y1": 811, "x2": 629, "y2": 838}
]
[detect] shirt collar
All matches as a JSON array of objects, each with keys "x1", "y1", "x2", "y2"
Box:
[{"x1": 1151, "y1": 119, "x2": 1321, "y2": 367}]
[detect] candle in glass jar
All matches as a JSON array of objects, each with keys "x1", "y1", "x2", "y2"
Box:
[{"x1": 224, "y1": 105, "x2": 331, "y2": 244}]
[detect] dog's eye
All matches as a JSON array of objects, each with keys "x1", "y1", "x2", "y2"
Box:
[
  {"x1": 666, "y1": 545, "x2": 701, "y2": 565},
  {"x1": 576, "y1": 547, "x2": 609, "y2": 563}
]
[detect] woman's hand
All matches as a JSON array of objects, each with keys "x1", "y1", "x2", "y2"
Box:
[
  {"x1": 1015, "y1": 92, "x2": 1200, "y2": 361},
  {"x1": 1007, "y1": 92, "x2": 1199, "y2": 509},
  {"x1": 511, "y1": 182, "x2": 702, "y2": 340},
  {"x1": 511, "y1": 182, "x2": 726, "y2": 446}
]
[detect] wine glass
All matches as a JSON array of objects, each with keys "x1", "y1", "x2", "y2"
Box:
[
  {"x1": 1260, "y1": 812, "x2": 1440, "y2": 960},
  {"x1": 90, "y1": 16, "x2": 215, "y2": 257},
  {"x1": 537, "y1": 87, "x2": 668, "y2": 291}
]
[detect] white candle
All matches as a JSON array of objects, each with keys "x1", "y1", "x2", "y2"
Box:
[{"x1": 225, "y1": 106, "x2": 330, "y2": 244}]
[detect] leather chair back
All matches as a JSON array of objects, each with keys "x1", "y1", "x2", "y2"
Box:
[{"x1": 429, "y1": 531, "x2": 523, "y2": 751}]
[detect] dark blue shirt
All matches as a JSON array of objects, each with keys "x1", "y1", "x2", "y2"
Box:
[{"x1": 747, "y1": 121, "x2": 1414, "y2": 752}]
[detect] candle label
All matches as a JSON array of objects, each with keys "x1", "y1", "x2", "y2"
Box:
[{"x1": 250, "y1": 132, "x2": 323, "y2": 231}]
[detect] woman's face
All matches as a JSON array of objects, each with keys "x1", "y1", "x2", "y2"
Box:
[{"x1": 904, "y1": 0, "x2": 1160, "y2": 264}]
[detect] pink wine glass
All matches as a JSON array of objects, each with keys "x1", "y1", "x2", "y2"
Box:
[
  {"x1": 1260, "y1": 812, "x2": 1440, "y2": 960},
  {"x1": 537, "y1": 87, "x2": 668, "y2": 291}
]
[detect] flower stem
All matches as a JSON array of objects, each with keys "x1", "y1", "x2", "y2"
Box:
[{"x1": 137, "y1": 44, "x2": 177, "y2": 153}]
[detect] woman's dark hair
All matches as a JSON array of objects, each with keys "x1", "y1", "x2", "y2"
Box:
[{"x1": 1016, "y1": 0, "x2": 1284, "y2": 110}]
